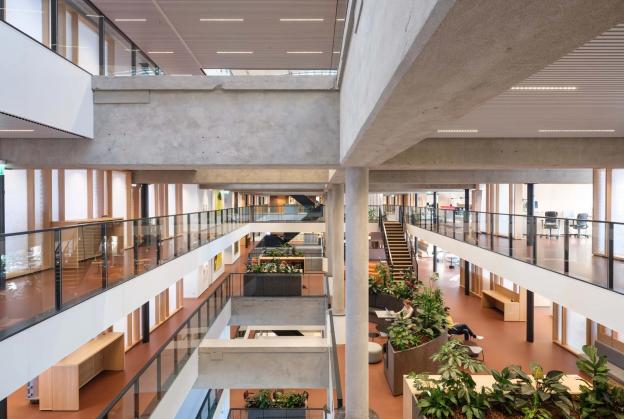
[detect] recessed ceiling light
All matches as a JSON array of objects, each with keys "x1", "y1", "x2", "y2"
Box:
[
  {"x1": 437, "y1": 129, "x2": 479, "y2": 133},
  {"x1": 0, "y1": 129, "x2": 35, "y2": 132},
  {"x1": 171, "y1": 74, "x2": 193, "y2": 76},
  {"x1": 538, "y1": 129, "x2": 615, "y2": 133},
  {"x1": 200, "y1": 18, "x2": 244, "y2": 22},
  {"x1": 216, "y1": 51, "x2": 254, "y2": 54},
  {"x1": 511, "y1": 86, "x2": 577, "y2": 91},
  {"x1": 148, "y1": 51, "x2": 174, "y2": 54},
  {"x1": 280, "y1": 18, "x2": 324, "y2": 22},
  {"x1": 286, "y1": 51, "x2": 323, "y2": 54},
  {"x1": 114, "y1": 18, "x2": 146, "y2": 22}
]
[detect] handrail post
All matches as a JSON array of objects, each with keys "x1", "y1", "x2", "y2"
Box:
[
  {"x1": 54, "y1": 228, "x2": 62, "y2": 310},
  {"x1": 156, "y1": 218, "x2": 162, "y2": 264},
  {"x1": 509, "y1": 215, "x2": 513, "y2": 256},
  {"x1": 133, "y1": 220, "x2": 139, "y2": 275},
  {"x1": 452, "y1": 210, "x2": 456, "y2": 239},
  {"x1": 531, "y1": 216, "x2": 537, "y2": 264},
  {"x1": 608, "y1": 222, "x2": 614, "y2": 289},
  {"x1": 187, "y1": 213, "x2": 191, "y2": 252},
  {"x1": 564, "y1": 219, "x2": 570, "y2": 275},
  {"x1": 490, "y1": 212, "x2": 494, "y2": 250},
  {"x1": 101, "y1": 223, "x2": 108, "y2": 289}
]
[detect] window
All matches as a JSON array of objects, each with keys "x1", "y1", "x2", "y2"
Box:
[
  {"x1": 103, "y1": 22, "x2": 132, "y2": 76},
  {"x1": 57, "y1": 0, "x2": 99, "y2": 74},
  {"x1": 5, "y1": 0, "x2": 50, "y2": 45}
]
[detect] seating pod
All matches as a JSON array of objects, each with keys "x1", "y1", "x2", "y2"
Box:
[{"x1": 384, "y1": 332, "x2": 448, "y2": 396}]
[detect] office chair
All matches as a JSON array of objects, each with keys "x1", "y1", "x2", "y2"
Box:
[
  {"x1": 542, "y1": 211, "x2": 560, "y2": 239},
  {"x1": 571, "y1": 213, "x2": 589, "y2": 238}
]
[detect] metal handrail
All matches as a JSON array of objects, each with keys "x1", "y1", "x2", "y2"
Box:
[
  {"x1": 228, "y1": 408, "x2": 328, "y2": 418},
  {"x1": 327, "y1": 307, "x2": 344, "y2": 410}
]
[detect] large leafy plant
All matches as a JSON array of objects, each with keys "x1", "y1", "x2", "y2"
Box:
[
  {"x1": 388, "y1": 317, "x2": 421, "y2": 351},
  {"x1": 246, "y1": 259, "x2": 303, "y2": 273},
  {"x1": 412, "y1": 287, "x2": 448, "y2": 340},
  {"x1": 244, "y1": 390, "x2": 308, "y2": 409},
  {"x1": 576, "y1": 344, "x2": 624, "y2": 418}
]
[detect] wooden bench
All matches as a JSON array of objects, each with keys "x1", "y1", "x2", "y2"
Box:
[
  {"x1": 481, "y1": 285, "x2": 526, "y2": 322},
  {"x1": 39, "y1": 332, "x2": 125, "y2": 411}
]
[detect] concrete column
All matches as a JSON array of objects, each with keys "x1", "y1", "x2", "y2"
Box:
[
  {"x1": 331, "y1": 184, "x2": 345, "y2": 313},
  {"x1": 345, "y1": 167, "x2": 369, "y2": 418},
  {"x1": 326, "y1": 190, "x2": 334, "y2": 278}
]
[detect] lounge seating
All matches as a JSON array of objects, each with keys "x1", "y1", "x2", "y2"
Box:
[
  {"x1": 541, "y1": 211, "x2": 560, "y2": 238},
  {"x1": 368, "y1": 342, "x2": 383, "y2": 364},
  {"x1": 571, "y1": 213, "x2": 590, "y2": 238},
  {"x1": 481, "y1": 284, "x2": 526, "y2": 321}
]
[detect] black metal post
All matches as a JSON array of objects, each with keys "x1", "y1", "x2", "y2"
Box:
[
  {"x1": 187, "y1": 213, "x2": 191, "y2": 252},
  {"x1": 50, "y1": 0, "x2": 58, "y2": 51},
  {"x1": 464, "y1": 260, "x2": 470, "y2": 296},
  {"x1": 433, "y1": 192, "x2": 438, "y2": 227},
  {"x1": 133, "y1": 220, "x2": 139, "y2": 274},
  {"x1": 464, "y1": 188, "x2": 470, "y2": 240},
  {"x1": 564, "y1": 219, "x2": 570, "y2": 274},
  {"x1": 0, "y1": 0, "x2": 5, "y2": 21},
  {"x1": 131, "y1": 43, "x2": 137, "y2": 76},
  {"x1": 54, "y1": 228, "x2": 62, "y2": 310},
  {"x1": 527, "y1": 290, "x2": 534, "y2": 342},
  {"x1": 509, "y1": 214, "x2": 513, "y2": 256},
  {"x1": 156, "y1": 217, "x2": 162, "y2": 264},
  {"x1": 433, "y1": 245, "x2": 438, "y2": 273},
  {"x1": 0, "y1": 169, "x2": 5, "y2": 291},
  {"x1": 527, "y1": 183, "x2": 537, "y2": 264},
  {"x1": 0, "y1": 397, "x2": 6, "y2": 419},
  {"x1": 101, "y1": 223, "x2": 108, "y2": 289},
  {"x1": 608, "y1": 223, "x2": 614, "y2": 289},
  {"x1": 98, "y1": 16, "x2": 105, "y2": 76},
  {"x1": 141, "y1": 301, "x2": 150, "y2": 343},
  {"x1": 490, "y1": 212, "x2": 494, "y2": 250}
]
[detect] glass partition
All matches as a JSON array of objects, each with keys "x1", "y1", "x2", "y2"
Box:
[
  {"x1": 4, "y1": 0, "x2": 51, "y2": 45},
  {"x1": 103, "y1": 21, "x2": 132, "y2": 76}
]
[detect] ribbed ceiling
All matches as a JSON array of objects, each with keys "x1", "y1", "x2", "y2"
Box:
[{"x1": 433, "y1": 23, "x2": 624, "y2": 138}]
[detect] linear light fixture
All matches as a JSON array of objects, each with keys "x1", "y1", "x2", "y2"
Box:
[
  {"x1": 511, "y1": 86, "x2": 577, "y2": 91},
  {"x1": 336, "y1": 18, "x2": 345, "y2": 22},
  {"x1": 538, "y1": 129, "x2": 615, "y2": 133},
  {"x1": 148, "y1": 51, "x2": 174, "y2": 54},
  {"x1": 171, "y1": 74, "x2": 193, "y2": 76},
  {"x1": 280, "y1": 18, "x2": 324, "y2": 22},
  {"x1": 437, "y1": 129, "x2": 479, "y2": 133},
  {"x1": 286, "y1": 51, "x2": 323, "y2": 54},
  {"x1": 333, "y1": 51, "x2": 340, "y2": 54},
  {"x1": 0, "y1": 129, "x2": 35, "y2": 132},
  {"x1": 216, "y1": 51, "x2": 254, "y2": 54},
  {"x1": 200, "y1": 18, "x2": 244, "y2": 22},
  {"x1": 114, "y1": 18, "x2": 146, "y2": 22}
]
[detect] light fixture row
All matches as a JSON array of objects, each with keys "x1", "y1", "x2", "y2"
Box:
[
  {"x1": 437, "y1": 128, "x2": 616, "y2": 134},
  {"x1": 147, "y1": 51, "x2": 332, "y2": 55},
  {"x1": 116, "y1": 18, "x2": 344, "y2": 23}
]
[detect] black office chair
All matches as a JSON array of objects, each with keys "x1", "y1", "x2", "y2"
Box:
[
  {"x1": 571, "y1": 213, "x2": 589, "y2": 238},
  {"x1": 542, "y1": 211, "x2": 560, "y2": 239}
]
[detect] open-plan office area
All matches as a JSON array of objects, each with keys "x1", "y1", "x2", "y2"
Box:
[{"x1": 2, "y1": 1, "x2": 624, "y2": 418}]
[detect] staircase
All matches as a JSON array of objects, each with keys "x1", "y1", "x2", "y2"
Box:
[{"x1": 383, "y1": 221, "x2": 413, "y2": 279}]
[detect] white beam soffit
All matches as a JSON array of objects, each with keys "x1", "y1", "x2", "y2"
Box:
[
  {"x1": 432, "y1": 23, "x2": 624, "y2": 138},
  {"x1": 90, "y1": 0, "x2": 348, "y2": 75}
]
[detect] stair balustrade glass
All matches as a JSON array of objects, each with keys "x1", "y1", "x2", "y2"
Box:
[{"x1": 0, "y1": 205, "x2": 324, "y2": 341}]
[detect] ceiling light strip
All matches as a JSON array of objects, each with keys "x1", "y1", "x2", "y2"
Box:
[
  {"x1": 511, "y1": 86, "x2": 578, "y2": 91},
  {"x1": 286, "y1": 51, "x2": 323, "y2": 54},
  {"x1": 114, "y1": 18, "x2": 146, "y2": 22},
  {"x1": 437, "y1": 129, "x2": 479, "y2": 133},
  {"x1": 200, "y1": 18, "x2": 244, "y2": 22},
  {"x1": 216, "y1": 51, "x2": 254, "y2": 54},
  {"x1": 0, "y1": 129, "x2": 35, "y2": 132},
  {"x1": 280, "y1": 18, "x2": 324, "y2": 22},
  {"x1": 538, "y1": 129, "x2": 615, "y2": 133}
]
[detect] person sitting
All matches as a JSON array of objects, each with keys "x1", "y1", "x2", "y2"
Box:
[
  {"x1": 446, "y1": 309, "x2": 483, "y2": 341},
  {"x1": 397, "y1": 299, "x2": 414, "y2": 319}
]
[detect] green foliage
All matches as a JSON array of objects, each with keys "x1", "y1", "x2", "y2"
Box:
[
  {"x1": 388, "y1": 317, "x2": 421, "y2": 351},
  {"x1": 368, "y1": 275, "x2": 383, "y2": 294},
  {"x1": 244, "y1": 390, "x2": 308, "y2": 409},
  {"x1": 576, "y1": 344, "x2": 624, "y2": 418},
  {"x1": 263, "y1": 244, "x2": 304, "y2": 257},
  {"x1": 246, "y1": 259, "x2": 303, "y2": 273},
  {"x1": 412, "y1": 287, "x2": 448, "y2": 341}
]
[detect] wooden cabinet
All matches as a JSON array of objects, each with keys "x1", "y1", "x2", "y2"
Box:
[{"x1": 39, "y1": 332, "x2": 125, "y2": 411}]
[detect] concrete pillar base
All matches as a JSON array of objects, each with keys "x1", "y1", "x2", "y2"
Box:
[{"x1": 334, "y1": 408, "x2": 379, "y2": 419}]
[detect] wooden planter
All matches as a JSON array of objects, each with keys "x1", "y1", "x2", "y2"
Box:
[
  {"x1": 369, "y1": 292, "x2": 403, "y2": 312},
  {"x1": 243, "y1": 273, "x2": 302, "y2": 297},
  {"x1": 384, "y1": 333, "x2": 448, "y2": 396}
]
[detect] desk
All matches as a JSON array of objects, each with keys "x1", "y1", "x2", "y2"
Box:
[
  {"x1": 375, "y1": 310, "x2": 396, "y2": 320},
  {"x1": 39, "y1": 332, "x2": 125, "y2": 411}
]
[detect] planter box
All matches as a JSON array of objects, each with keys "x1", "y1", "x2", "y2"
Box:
[
  {"x1": 384, "y1": 333, "x2": 448, "y2": 396},
  {"x1": 246, "y1": 409, "x2": 307, "y2": 419},
  {"x1": 243, "y1": 273, "x2": 302, "y2": 297}
]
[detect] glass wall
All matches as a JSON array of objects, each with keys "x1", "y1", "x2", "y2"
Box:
[{"x1": 2, "y1": 0, "x2": 158, "y2": 76}]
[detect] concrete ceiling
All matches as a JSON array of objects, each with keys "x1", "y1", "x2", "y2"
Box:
[
  {"x1": 92, "y1": 0, "x2": 348, "y2": 75},
  {"x1": 430, "y1": 23, "x2": 624, "y2": 138}
]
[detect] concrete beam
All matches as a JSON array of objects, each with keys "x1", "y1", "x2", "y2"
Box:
[
  {"x1": 201, "y1": 184, "x2": 326, "y2": 193},
  {"x1": 0, "y1": 76, "x2": 339, "y2": 168},
  {"x1": 197, "y1": 337, "x2": 329, "y2": 389},
  {"x1": 370, "y1": 169, "x2": 592, "y2": 185},
  {"x1": 340, "y1": 0, "x2": 624, "y2": 166},
  {"x1": 370, "y1": 183, "x2": 476, "y2": 193},
  {"x1": 133, "y1": 169, "x2": 331, "y2": 184},
  {"x1": 229, "y1": 297, "x2": 327, "y2": 327},
  {"x1": 382, "y1": 138, "x2": 624, "y2": 169}
]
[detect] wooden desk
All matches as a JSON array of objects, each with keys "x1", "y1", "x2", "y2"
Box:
[{"x1": 39, "y1": 332, "x2": 125, "y2": 411}]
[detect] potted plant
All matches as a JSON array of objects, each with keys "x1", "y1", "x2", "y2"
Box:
[
  {"x1": 244, "y1": 389, "x2": 308, "y2": 418},
  {"x1": 384, "y1": 283, "x2": 448, "y2": 396},
  {"x1": 243, "y1": 260, "x2": 303, "y2": 296},
  {"x1": 369, "y1": 262, "x2": 404, "y2": 312}
]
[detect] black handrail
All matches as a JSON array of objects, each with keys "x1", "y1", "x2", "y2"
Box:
[
  {"x1": 0, "y1": 205, "x2": 324, "y2": 342},
  {"x1": 403, "y1": 206, "x2": 623, "y2": 294}
]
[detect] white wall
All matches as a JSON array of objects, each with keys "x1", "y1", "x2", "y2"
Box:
[
  {"x1": 0, "y1": 22, "x2": 94, "y2": 138},
  {"x1": 64, "y1": 169, "x2": 88, "y2": 220},
  {"x1": 534, "y1": 184, "x2": 592, "y2": 218},
  {"x1": 183, "y1": 184, "x2": 200, "y2": 213},
  {"x1": 112, "y1": 171, "x2": 127, "y2": 218}
]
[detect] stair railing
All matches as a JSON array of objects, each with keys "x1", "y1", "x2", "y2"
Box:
[{"x1": 379, "y1": 207, "x2": 394, "y2": 269}]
